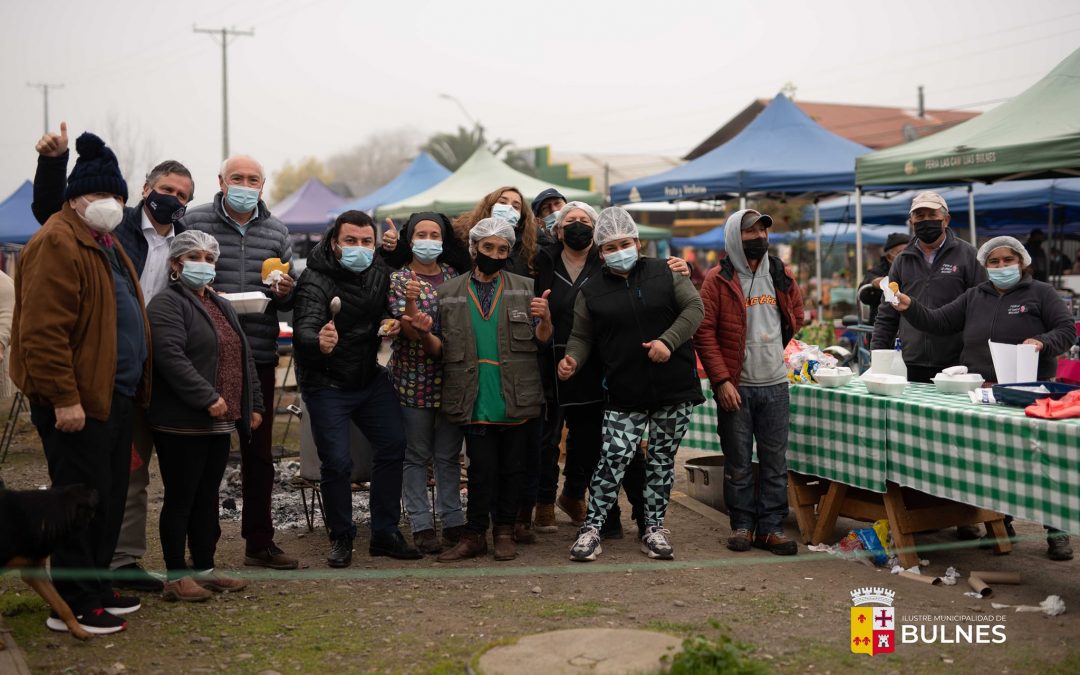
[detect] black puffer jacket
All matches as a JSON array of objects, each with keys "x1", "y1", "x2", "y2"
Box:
[
  {"x1": 293, "y1": 236, "x2": 391, "y2": 391},
  {"x1": 533, "y1": 242, "x2": 604, "y2": 405},
  {"x1": 179, "y1": 193, "x2": 295, "y2": 365}
]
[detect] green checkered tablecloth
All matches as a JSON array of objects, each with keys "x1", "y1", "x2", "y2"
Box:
[
  {"x1": 788, "y1": 380, "x2": 889, "y2": 493},
  {"x1": 683, "y1": 383, "x2": 723, "y2": 453},
  {"x1": 890, "y1": 383, "x2": 1080, "y2": 535}
]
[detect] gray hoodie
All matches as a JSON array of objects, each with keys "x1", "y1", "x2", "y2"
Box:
[{"x1": 724, "y1": 209, "x2": 787, "y2": 386}]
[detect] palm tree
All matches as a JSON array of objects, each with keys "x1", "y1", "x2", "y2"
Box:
[{"x1": 422, "y1": 124, "x2": 523, "y2": 172}]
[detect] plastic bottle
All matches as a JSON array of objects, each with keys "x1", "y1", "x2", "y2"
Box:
[{"x1": 892, "y1": 338, "x2": 909, "y2": 380}]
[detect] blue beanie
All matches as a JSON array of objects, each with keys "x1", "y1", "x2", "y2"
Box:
[{"x1": 64, "y1": 132, "x2": 128, "y2": 202}]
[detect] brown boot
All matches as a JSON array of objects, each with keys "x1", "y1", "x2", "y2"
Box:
[
  {"x1": 514, "y1": 506, "x2": 537, "y2": 544},
  {"x1": 493, "y1": 525, "x2": 518, "y2": 561},
  {"x1": 436, "y1": 529, "x2": 487, "y2": 563},
  {"x1": 557, "y1": 493, "x2": 587, "y2": 526},
  {"x1": 534, "y1": 503, "x2": 557, "y2": 533}
]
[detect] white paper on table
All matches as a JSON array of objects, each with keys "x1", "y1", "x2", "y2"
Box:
[
  {"x1": 879, "y1": 276, "x2": 900, "y2": 306},
  {"x1": 988, "y1": 340, "x2": 1039, "y2": 384}
]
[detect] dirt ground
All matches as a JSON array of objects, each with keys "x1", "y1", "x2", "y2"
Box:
[{"x1": 1, "y1": 410, "x2": 1078, "y2": 674}]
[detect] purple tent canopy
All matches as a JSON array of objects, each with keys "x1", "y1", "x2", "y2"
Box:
[{"x1": 272, "y1": 178, "x2": 347, "y2": 233}]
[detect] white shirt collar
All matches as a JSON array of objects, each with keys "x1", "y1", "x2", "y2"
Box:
[{"x1": 141, "y1": 208, "x2": 176, "y2": 239}]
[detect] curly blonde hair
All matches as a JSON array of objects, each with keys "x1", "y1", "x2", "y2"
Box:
[{"x1": 453, "y1": 186, "x2": 537, "y2": 275}]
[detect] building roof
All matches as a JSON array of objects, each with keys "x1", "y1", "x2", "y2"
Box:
[{"x1": 685, "y1": 99, "x2": 979, "y2": 159}]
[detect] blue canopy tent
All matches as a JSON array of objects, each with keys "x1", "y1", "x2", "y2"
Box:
[
  {"x1": 0, "y1": 181, "x2": 38, "y2": 245},
  {"x1": 811, "y1": 178, "x2": 1080, "y2": 234},
  {"x1": 672, "y1": 222, "x2": 908, "y2": 249},
  {"x1": 612, "y1": 93, "x2": 871, "y2": 316},
  {"x1": 610, "y1": 93, "x2": 870, "y2": 203},
  {"x1": 331, "y1": 152, "x2": 451, "y2": 217}
]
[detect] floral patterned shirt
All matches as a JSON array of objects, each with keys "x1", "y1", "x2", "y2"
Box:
[{"x1": 387, "y1": 263, "x2": 458, "y2": 408}]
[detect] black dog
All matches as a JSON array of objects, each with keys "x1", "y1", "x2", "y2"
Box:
[{"x1": 0, "y1": 484, "x2": 98, "y2": 641}]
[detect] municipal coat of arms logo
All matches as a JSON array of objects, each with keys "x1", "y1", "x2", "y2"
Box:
[{"x1": 850, "y1": 587, "x2": 896, "y2": 656}]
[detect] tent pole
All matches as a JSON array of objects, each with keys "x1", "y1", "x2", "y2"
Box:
[
  {"x1": 814, "y1": 200, "x2": 823, "y2": 321},
  {"x1": 739, "y1": 193, "x2": 746, "y2": 211},
  {"x1": 967, "y1": 185, "x2": 977, "y2": 245},
  {"x1": 855, "y1": 186, "x2": 863, "y2": 303}
]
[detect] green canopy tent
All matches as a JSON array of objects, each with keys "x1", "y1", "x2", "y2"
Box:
[
  {"x1": 375, "y1": 147, "x2": 602, "y2": 220},
  {"x1": 851, "y1": 46, "x2": 1080, "y2": 277}
]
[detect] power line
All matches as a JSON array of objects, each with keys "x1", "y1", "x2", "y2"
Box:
[
  {"x1": 26, "y1": 82, "x2": 64, "y2": 134},
  {"x1": 194, "y1": 26, "x2": 255, "y2": 160}
]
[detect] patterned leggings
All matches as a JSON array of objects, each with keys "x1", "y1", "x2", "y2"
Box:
[{"x1": 585, "y1": 402, "x2": 695, "y2": 530}]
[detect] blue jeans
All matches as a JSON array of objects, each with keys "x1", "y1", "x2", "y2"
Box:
[
  {"x1": 401, "y1": 406, "x2": 465, "y2": 532},
  {"x1": 303, "y1": 373, "x2": 406, "y2": 541},
  {"x1": 716, "y1": 382, "x2": 790, "y2": 534}
]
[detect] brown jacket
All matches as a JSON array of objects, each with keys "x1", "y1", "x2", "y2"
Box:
[{"x1": 11, "y1": 202, "x2": 152, "y2": 420}]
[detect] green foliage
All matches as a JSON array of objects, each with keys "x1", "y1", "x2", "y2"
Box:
[
  {"x1": 795, "y1": 322, "x2": 836, "y2": 349},
  {"x1": 662, "y1": 621, "x2": 769, "y2": 675},
  {"x1": 422, "y1": 124, "x2": 516, "y2": 171}
]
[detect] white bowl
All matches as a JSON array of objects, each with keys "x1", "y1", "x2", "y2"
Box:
[
  {"x1": 816, "y1": 371, "x2": 855, "y2": 388},
  {"x1": 862, "y1": 373, "x2": 908, "y2": 397},
  {"x1": 219, "y1": 291, "x2": 271, "y2": 314},
  {"x1": 932, "y1": 373, "x2": 985, "y2": 394}
]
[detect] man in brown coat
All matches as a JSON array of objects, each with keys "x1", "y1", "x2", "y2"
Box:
[{"x1": 10, "y1": 132, "x2": 152, "y2": 636}]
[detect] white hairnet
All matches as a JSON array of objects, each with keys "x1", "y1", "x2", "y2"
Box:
[
  {"x1": 169, "y1": 230, "x2": 220, "y2": 261},
  {"x1": 469, "y1": 217, "x2": 516, "y2": 255},
  {"x1": 593, "y1": 206, "x2": 639, "y2": 246},
  {"x1": 555, "y1": 201, "x2": 599, "y2": 228},
  {"x1": 977, "y1": 236, "x2": 1031, "y2": 267}
]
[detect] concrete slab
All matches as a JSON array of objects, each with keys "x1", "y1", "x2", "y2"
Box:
[{"x1": 476, "y1": 627, "x2": 682, "y2": 674}]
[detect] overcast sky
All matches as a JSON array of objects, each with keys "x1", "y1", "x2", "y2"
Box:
[{"x1": 2, "y1": 0, "x2": 1079, "y2": 205}]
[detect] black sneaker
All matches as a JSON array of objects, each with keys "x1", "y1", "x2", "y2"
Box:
[
  {"x1": 369, "y1": 530, "x2": 422, "y2": 560},
  {"x1": 102, "y1": 591, "x2": 141, "y2": 615},
  {"x1": 47, "y1": 608, "x2": 127, "y2": 635},
  {"x1": 570, "y1": 525, "x2": 602, "y2": 562},
  {"x1": 113, "y1": 563, "x2": 164, "y2": 593},
  {"x1": 245, "y1": 543, "x2": 299, "y2": 570},
  {"x1": 327, "y1": 536, "x2": 354, "y2": 568}
]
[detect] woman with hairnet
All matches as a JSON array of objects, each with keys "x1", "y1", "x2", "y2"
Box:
[
  {"x1": 557, "y1": 207, "x2": 704, "y2": 562},
  {"x1": 533, "y1": 202, "x2": 692, "y2": 540},
  {"x1": 896, "y1": 235, "x2": 1075, "y2": 561},
  {"x1": 146, "y1": 230, "x2": 263, "y2": 600},
  {"x1": 426, "y1": 217, "x2": 553, "y2": 563}
]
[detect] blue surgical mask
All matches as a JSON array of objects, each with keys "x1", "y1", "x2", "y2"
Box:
[
  {"x1": 543, "y1": 213, "x2": 558, "y2": 231},
  {"x1": 411, "y1": 240, "x2": 443, "y2": 264},
  {"x1": 491, "y1": 203, "x2": 520, "y2": 226},
  {"x1": 603, "y1": 246, "x2": 639, "y2": 273},
  {"x1": 339, "y1": 245, "x2": 374, "y2": 273},
  {"x1": 180, "y1": 261, "x2": 216, "y2": 289},
  {"x1": 225, "y1": 185, "x2": 260, "y2": 214},
  {"x1": 987, "y1": 264, "x2": 1021, "y2": 290}
]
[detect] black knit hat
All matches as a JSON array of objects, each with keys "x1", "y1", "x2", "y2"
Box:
[{"x1": 64, "y1": 132, "x2": 128, "y2": 202}]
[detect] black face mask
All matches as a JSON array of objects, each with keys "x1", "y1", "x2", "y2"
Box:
[
  {"x1": 914, "y1": 220, "x2": 944, "y2": 244},
  {"x1": 561, "y1": 223, "x2": 593, "y2": 251},
  {"x1": 145, "y1": 190, "x2": 186, "y2": 226},
  {"x1": 742, "y1": 238, "x2": 768, "y2": 261},
  {"x1": 475, "y1": 252, "x2": 508, "y2": 275}
]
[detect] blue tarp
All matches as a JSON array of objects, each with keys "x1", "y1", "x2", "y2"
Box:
[
  {"x1": 811, "y1": 179, "x2": 1080, "y2": 233},
  {"x1": 671, "y1": 222, "x2": 908, "y2": 250},
  {"x1": 0, "y1": 181, "x2": 38, "y2": 245},
  {"x1": 332, "y1": 152, "x2": 451, "y2": 217},
  {"x1": 610, "y1": 94, "x2": 870, "y2": 204}
]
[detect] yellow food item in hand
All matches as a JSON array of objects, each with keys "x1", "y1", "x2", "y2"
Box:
[
  {"x1": 262, "y1": 258, "x2": 290, "y2": 281},
  {"x1": 888, "y1": 281, "x2": 899, "y2": 294}
]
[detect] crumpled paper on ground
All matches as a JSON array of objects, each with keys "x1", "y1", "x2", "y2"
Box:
[
  {"x1": 942, "y1": 566, "x2": 960, "y2": 586},
  {"x1": 991, "y1": 595, "x2": 1066, "y2": 616}
]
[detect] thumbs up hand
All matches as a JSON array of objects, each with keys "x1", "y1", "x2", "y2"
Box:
[
  {"x1": 36, "y1": 121, "x2": 68, "y2": 157},
  {"x1": 382, "y1": 217, "x2": 399, "y2": 251},
  {"x1": 530, "y1": 289, "x2": 552, "y2": 321}
]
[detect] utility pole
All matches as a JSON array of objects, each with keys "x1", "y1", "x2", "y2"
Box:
[
  {"x1": 27, "y1": 82, "x2": 64, "y2": 133},
  {"x1": 194, "y1": 26, "x2": 254, "y2": 160}
]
